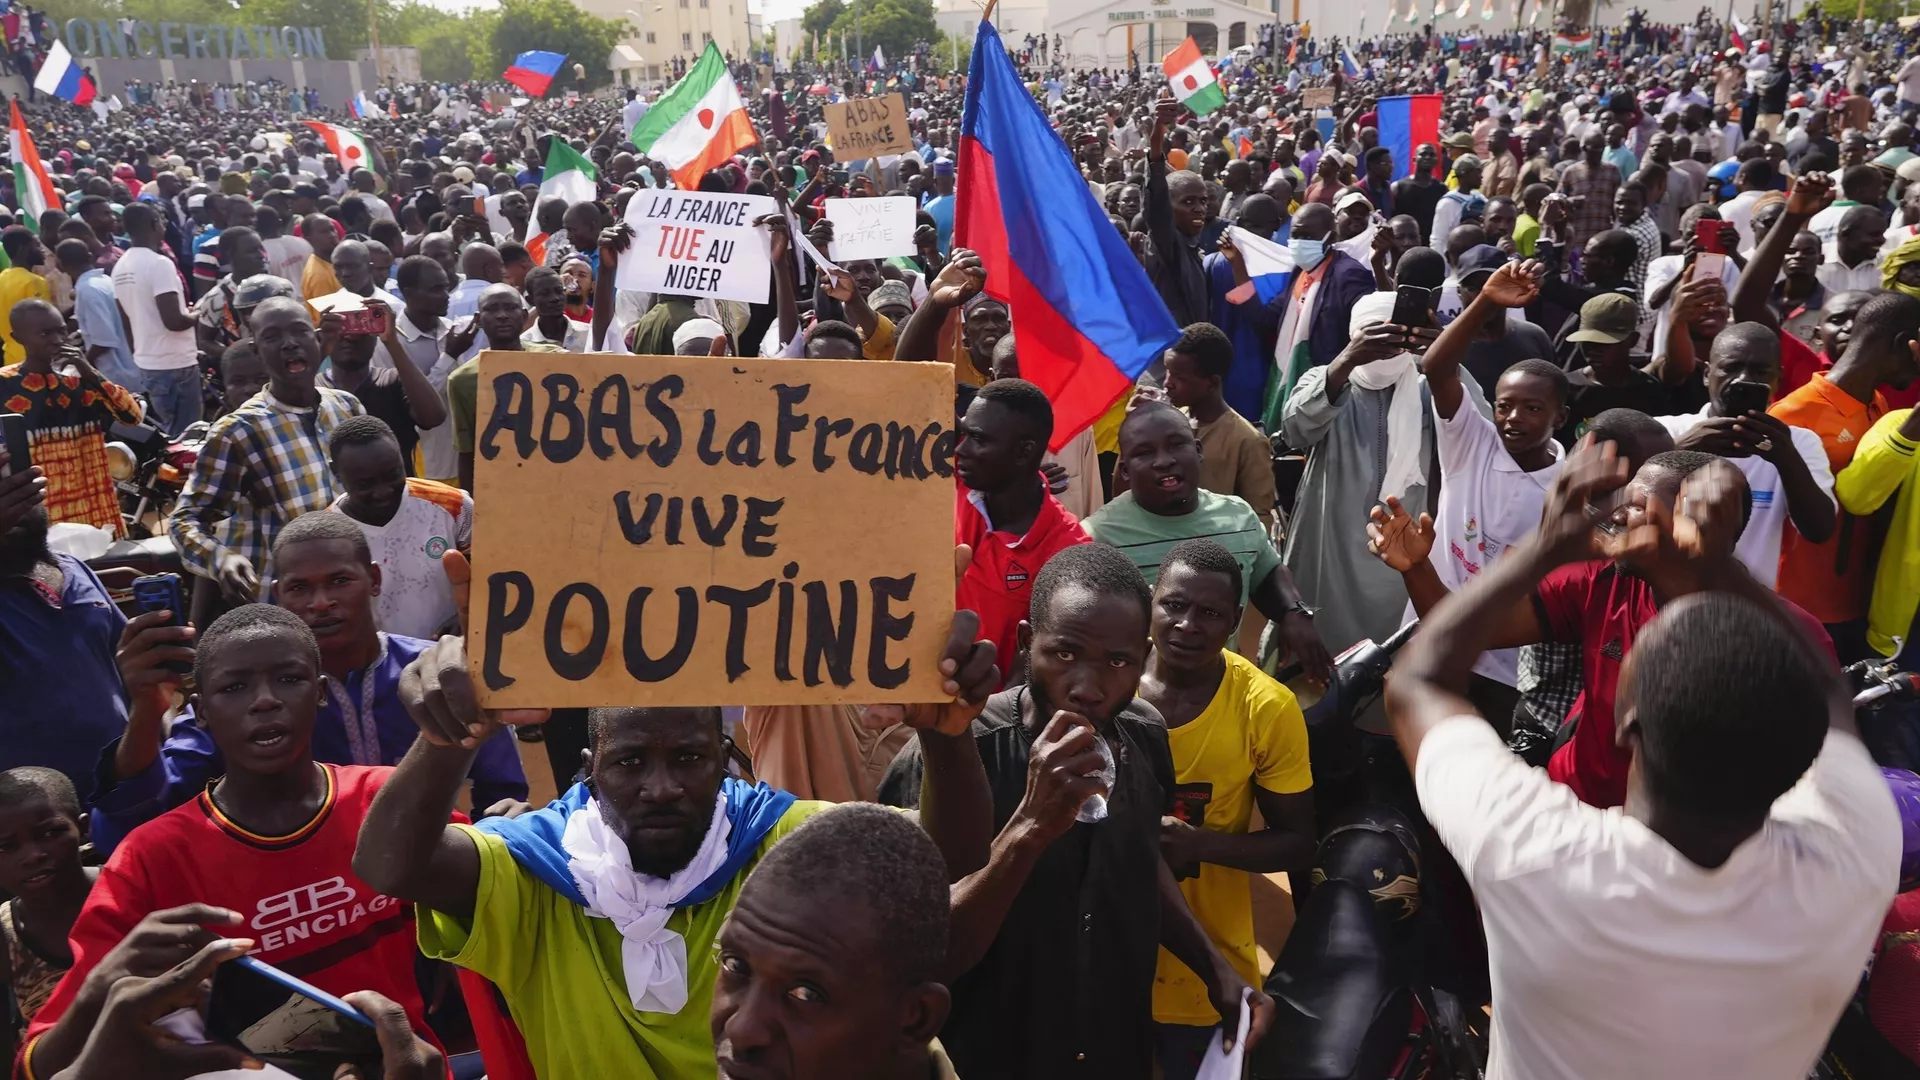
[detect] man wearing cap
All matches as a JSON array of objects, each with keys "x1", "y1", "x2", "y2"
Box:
[
  {"x1": 1559, "y1": 293, "x2": 1672, "y2": 444},
  {"x1": 1428, "y1": 151, "x2": 1483, "y2": 249},
  {"x1": 1448, "y1": 246, "x2": 1555, "y2": 400}
]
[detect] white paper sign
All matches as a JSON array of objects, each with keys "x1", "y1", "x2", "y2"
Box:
[
  {"x1": 823, "y1": 196, "x2": 917, "y2": 261},
  {"x1": 617, "y1": 189, "x2": 777, "y2": 304}
]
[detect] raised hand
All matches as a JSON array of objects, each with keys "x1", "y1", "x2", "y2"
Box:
[{"x1": 1366, "y1": 495, "x2": 1436, "y2": 572}]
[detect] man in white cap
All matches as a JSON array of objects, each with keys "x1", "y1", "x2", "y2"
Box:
[{"x1": 671, "y1": 317, "x2": 731, "y2": 356}]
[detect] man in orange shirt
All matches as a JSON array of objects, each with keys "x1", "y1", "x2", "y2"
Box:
[{"x1": 1772, "y1": 300, "x2": 1920, "y2": 660}]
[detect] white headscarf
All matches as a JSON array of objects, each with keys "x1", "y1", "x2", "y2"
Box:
[
  {"x1": 1346, "y1": 291, "x2": 1428, "y2": 502},
  {"x1": 562, "y1": 789, "x2": 734, "y2": 1015}
]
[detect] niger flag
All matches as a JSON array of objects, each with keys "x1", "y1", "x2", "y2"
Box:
[{"x1": 630, "y1": 43, "x2": 757, "y2": 190}]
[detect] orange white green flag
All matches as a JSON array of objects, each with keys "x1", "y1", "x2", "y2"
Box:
[
  {"x1": 1163, "y1": 38, "x2": 1225, "y2": 116},
  {"x1": 630, "y1": 42, "x2": 758, "y2": 190}
]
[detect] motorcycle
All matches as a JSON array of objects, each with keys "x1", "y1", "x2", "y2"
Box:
[
  {"x1": 1813, "y1": 660, "x2": 1920, "y2": 1080},
  {"x1": 1253, "y1": 622, "x2": 1489, "y2": 1080},
  {"x1": 105, "y1": 403, "x2": 207, "y2": 539}
]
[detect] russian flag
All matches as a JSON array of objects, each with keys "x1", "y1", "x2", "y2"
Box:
[
  {"x1": 503, "y1": 50, "x2": 566, "y2": 98},
  {"x1": 1729, "y1": 12, "x2": 1750, "y2": 52},
  {"x1": 32, "y1": 40, "x2": 94, "y2": 107},
  {"x1": 956, "y1": 20, "x2": 1177, "y2": 450},
  {"x1": 1339, "y1": 47, "x2": 1363, "y2": 79},
  {"x1": 1375, "y1": 93, "x2": 1443, "y2": 178},
  {"x1": 1226, "y1": 226, "x2": 1293, "y2": 303}
]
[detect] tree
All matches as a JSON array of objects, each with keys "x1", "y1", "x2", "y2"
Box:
[
  {"x1": 387, "y1": 1, "x2": 481, "y2": 82},
  {"x1": 482, "y1": 0, "x2": 630, "y2": 91},
  {"x1": 802, "y1": 0, "x2": 846, "y2": 41},
  {"x1": 825, "y1": 0, "x2": 936, "y2": 66}
]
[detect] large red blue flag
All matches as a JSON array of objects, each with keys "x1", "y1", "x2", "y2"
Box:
[
  {"x1": 1375, "y1": 94, "x2": 1443, "y2": 179},
  {"x1": 955, "y1": 21, "x2": 1176, "y2": 450},
  {"x1": 503, "y1": 50, "x2": 567, "y2": 97}
]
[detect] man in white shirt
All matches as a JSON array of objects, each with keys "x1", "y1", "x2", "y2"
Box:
[
  {"x1": 1385, "y1": 445, "x2": 1900, "y2": 1080},
  {"x1": 1656, "y1": 323, "x2": 1835, "y2": 588},
  {"x1": 1816, "y1": 205, "x2": 1890, "y2": 294},
  {"x1": 326, "y1": 414, "x2": 471, "y2": 639},
  {"x1": 1376, "y1": 260, "x2": 1565, "y2": 726},
  {"x1": 388, "y1": 255, "x2": 474, "y2": 487},
  {"x1": 621, "y1": 88, "x2": 648, "y2": 135},
  {"x1": 111, "y1": 202, "x2": 202, "y2": 435},
  {"x1": 257, "y1": 206, "x2": 314, "y2": 300},
  {"x1": 1719, "y1": 159, "x2": 1777, "y2": 252},
  {"x1": 1901, "y1": 53, "x2": 1920, "y2": 111}
]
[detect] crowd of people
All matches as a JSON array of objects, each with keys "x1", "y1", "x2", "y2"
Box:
[{"x1": 3, "y1": 6, "x2": 1920, "y2": 1079}]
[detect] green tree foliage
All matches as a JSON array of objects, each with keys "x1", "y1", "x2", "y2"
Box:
[
  {"x1": 802, "y1": 0, "x2": 846, "y2": 41},
  {"x1": 823, "y1": 0, "x2": 936, "y2": 64}
]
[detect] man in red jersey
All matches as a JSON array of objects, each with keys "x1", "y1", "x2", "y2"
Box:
[
  {"x1": 21, "y1": 605, "x2": 447, "y2": 1079},
  {"x1": 953, "y1": 378, "x2": 1091, "y2": 688}
]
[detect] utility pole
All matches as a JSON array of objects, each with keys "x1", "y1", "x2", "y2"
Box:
[
  {"x1": 856, "y1": 0, "x2": 864, "y2": 65},
  {"x1": 366, "y1": 0, "x2": 383, "y2": 81}
]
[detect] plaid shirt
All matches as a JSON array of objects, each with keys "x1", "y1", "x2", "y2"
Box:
[
  {"x1": 167, "y1": 387, "x2": 366, "y2": 595},
  {"x1": 1559, "y1": 161, "x2": 1622, "y2": 249},
  {"x1": 1511, "y1": 642, "x2": 1584, "y2": 766}
]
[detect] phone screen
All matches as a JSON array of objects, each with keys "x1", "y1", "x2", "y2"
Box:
[{"x1": 205, "y1": 957, "x2": 381, "y2": 1080}]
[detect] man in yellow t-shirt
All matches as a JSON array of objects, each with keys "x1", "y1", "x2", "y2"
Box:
[
  {"x1": 1138, "y1": 537, "x2": 1316, "y2": 1080},
  {"x1": 351, "y1": 615, "x2": 1002, "y2": 1080},
  {"x1": 0, "y1": 228, "x2": 53, "y2": 365}
]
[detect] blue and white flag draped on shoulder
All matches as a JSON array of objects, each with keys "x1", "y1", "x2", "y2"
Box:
[
  {"x1": 475, "y1": 775, "x2": 795, "y2": 909},
  {"x1": 475, "y1": 775, "x2": 796, "y2": 1013},
  {"x1": 1226, "y1": 225, "x2": 1295, "y2": 304}
]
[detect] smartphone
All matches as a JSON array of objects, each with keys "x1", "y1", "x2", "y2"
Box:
[
  {"x1": 1391, "y1": 284, "x2": 1434, "y2": 330},
  {"x1": 1694, "y1": 219, "x2": 1725, "y2": 254},
  {"x1": 131, "y1": 573, "x2": 192, "y2": 675},
  {"x1": 1694, "y1": 251, "x2": 1729, "y2": 282},
  {"x1": 339, "y1": 306, "x2": 390, "y2": 338},
  {"x1": 1721, "y1": 379, "x2": 1772, "y2": 417},
  {"x1": 0, "y1": 413, "x2": 27, "y2": 477},
  {"x1": 204, "y1": 956, "x2": 381, "y2": 1080}
]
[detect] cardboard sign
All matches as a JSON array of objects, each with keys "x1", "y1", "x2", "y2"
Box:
[
  {"x1": 616, "y1": 190, "x2": 777, "y2": 304},
  {"x1": 823, "y1": 92, "x2": 914, "y2": 157},
  {"x1": 823, "y1": 196, "x2": 918, "y2": 260},
  {"x1": 468, "y1": 351, "x2": 958, "y2": 709},
  {"x1": 1301, "y1": 86, "x2": 1336, "y2": 109}
]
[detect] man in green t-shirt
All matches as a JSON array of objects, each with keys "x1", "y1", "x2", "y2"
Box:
[
  {"x1": 1085, "y1": 402, "x2": 1332, "y2": 684},
  {"x1": 353, "y1": 583, "x2": 1002, "y2": 1079}
]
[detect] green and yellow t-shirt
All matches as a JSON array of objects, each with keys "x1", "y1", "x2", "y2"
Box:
[
  {"x1": 418, "y1": 801, "x2": 828, "y2": 1078},
  {"x1": 1152, "y1": 651, "x2": 1312, "y2": 1026}
]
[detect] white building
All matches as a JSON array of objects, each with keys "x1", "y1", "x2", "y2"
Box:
[
  {"x1": 958, "y1": 0, "x2": 1735, "y2": 70},
  {"x1": 772, "y1": 16, "x2": 804, "y2": 68},
  {"x1": 588, "y1": 0, "x2": 759, "y2": 86}
]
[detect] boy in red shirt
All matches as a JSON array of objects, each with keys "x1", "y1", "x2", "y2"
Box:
[
  {"x1": 21, "y1": 605, "x2": 445, "y2": 1079},
  {"x1": 954, "y1": 378, "x2": 1091, "y2": 686}
]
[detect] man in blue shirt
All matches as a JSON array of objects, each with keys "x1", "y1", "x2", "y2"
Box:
[
  {"x1": 0, "y1": 477, "x2": 130, "y2": 797},
  {"x1": 60, "y1": 238, "x2": 141, "y2": 392},
  {"x1": 923, "y1": 159, "x2": 956, "y2": 253},
  {"x1": 89, "y1": 510, "x2": 526, "y2": 854},
  {"x1": 1204, "y1": 193, "x2": 1289, "y2": 422}
]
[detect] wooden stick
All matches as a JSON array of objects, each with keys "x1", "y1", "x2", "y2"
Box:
[{"x1": 982, "y1": 0, "x2": 1000, "y2": 29}]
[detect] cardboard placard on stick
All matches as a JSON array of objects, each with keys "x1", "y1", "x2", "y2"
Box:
[
  {"x1": 616, "y1": 189, "x2": 777, "y2": 304},
  {"x1": 1301, "y1": 86, "x2": 1336, "y2": 109},
  {"x1": 823, "y1": 196, "x2": 918, "y2": 260},
  {"x1": 469, "y1": 351, "x2": 958, "y2": 709},
  {"x1": 823, "y1": 92, "x2": 914, "y2": 157}
]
